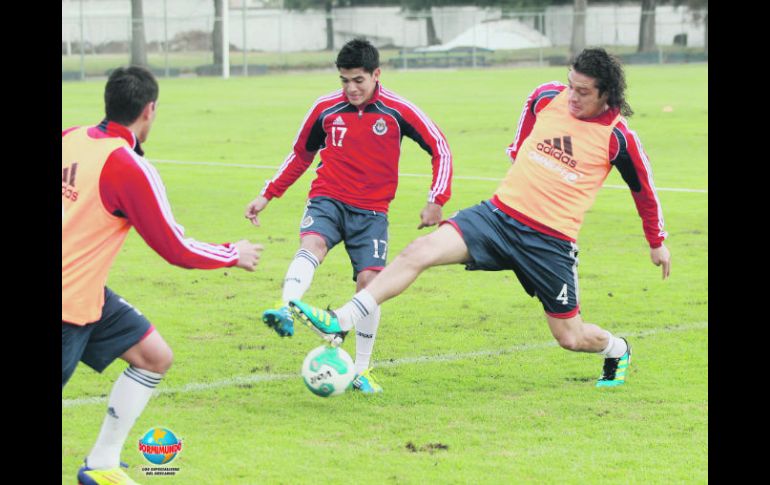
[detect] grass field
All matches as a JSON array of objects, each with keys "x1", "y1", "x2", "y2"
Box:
[{"x1": 62, "y1": 64, "x2": 708, "y2": 484}]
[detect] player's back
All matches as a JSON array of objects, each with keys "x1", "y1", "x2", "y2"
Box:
[{"x1": 62, "y1": 126, "x2": 132, "y2": 325}]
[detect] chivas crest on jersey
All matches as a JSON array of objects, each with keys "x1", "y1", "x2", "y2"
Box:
[{"x1": 372, "y1": 118, "x2": 387, "y2": 135}]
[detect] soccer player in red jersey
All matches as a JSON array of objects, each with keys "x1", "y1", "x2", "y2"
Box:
[
  {"x1": 63, "y1": 66, "x2": 263, "y2": 484},
  {"x1": 290, "y1": 48, "x2": 671, "y2": 388},
  {"x1": 244, "y1": 39, "x2": 453, "y2": 393}
]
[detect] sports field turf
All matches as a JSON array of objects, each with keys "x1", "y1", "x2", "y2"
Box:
[{"x1": 62, "y1": 63, "x2": 707, "y2": 484}]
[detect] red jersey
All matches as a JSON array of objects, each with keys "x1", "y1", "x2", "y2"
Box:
[
  {"x1": 62, "y1": 121, "x2": 239, "y2": 324},
  {"x1": 260, "y1": 83, "x2": 453, "y2": 213},
  {"x1": 504, "y1": 82, "x2": 667, "y2": 248}
]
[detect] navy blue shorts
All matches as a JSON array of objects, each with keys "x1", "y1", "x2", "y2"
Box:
[
  {"x1": 446, "y1": 200, "x2": 580, "y2": 318},
  {"x1": 62, "y1": 287, "x2": 153, "y2": 388},
  {"x1": 300, "y1": 196, "x2": 389, "y2": 281}
]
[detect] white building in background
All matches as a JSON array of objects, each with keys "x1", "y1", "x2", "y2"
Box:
[{"x1": 62, "y1": 0, "x2": 706, "y2": 53}]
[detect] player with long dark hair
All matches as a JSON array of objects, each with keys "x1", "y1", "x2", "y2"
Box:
[{"x1": 290, "y1": 48, "x2": 670, "y2": 388}]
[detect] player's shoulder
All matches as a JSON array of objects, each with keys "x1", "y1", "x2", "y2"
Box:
[
  {"x1": 377, "y1": 85, "x2": 415, "y2": 109},
  {"x1": 62, "y1": 126, "x2": 80, "y2": 137},
  {"x1": 531, "y1": 81, "x2": 566, "y2": 101},
  {"x1": 105, "y1": 145, "x2": 152, "y2": 177},
  {"x1": 526, "y1": 81, "x2": 565, "y2": 115},
  {"x1": 377, "y1": 85, "x2": 431, "y2": 121},
  {"x1": 612, "y1": 117, "x2": 639, "y2": 142},
  {"x1": 310, "y1": 89, "x2": 346, "y2": 109}
]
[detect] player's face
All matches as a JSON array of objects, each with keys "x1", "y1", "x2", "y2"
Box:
[
  {"x1": 339, "y1": 67, "x2": 381, "y2": 107},
  {"x1": 567, "y1": 69, "x2": 609, "y2": 119}
]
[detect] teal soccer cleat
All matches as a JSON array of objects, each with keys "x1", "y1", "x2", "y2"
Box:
[
  {"x1": 596, "y1": 338, "x2": 631, "y2": 387},
  {"x1": 352, "y1": 368, "x2": 383, "y2": 394},
  {"x1": 288, "y1": 300, "x2": 348, "y2": 347},
  {"x1": 262, "y1": 303, "x2": 295, "y2": 337}
]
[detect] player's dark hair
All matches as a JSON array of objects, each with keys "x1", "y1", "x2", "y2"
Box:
[
  {"x1": 571, "y1": 48, "x2": 633, "y2": 117},
  {"x1": 104, "y1": 66, "x2": 159, "y2": 125},
  {"x1": 335, "y1": 38, "x2": 380, "y2": 73}
]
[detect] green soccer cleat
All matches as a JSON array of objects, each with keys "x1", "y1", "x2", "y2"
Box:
[
  {"x1": 596, "y1": 338, "x2": 631, "y2": 387},
  {"x1": 352, "y1": 368, "x2": 383, "y2": 394},
  {"x1": 262, "y1": 302, "x2": 295, "y2": 337},
  {"x1": 78, "y1": 462, "x2": 139, "y2": 485},
  {"x1": 288, "y1": 299, "x2": 348, "y2": 347}
]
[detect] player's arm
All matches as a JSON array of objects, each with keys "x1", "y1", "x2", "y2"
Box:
[
  {"x1": 245, "y1": 101, "x2": 327, "y2": 226},
  {"x1": 610, "y1": 122, "x2": 671, "y2": 279},
  {"x1": 397, "y1": 104, "x2": 453, "y2": 229},
  {"x1": 506, "y1": 82, "x2": 564, "y2": 163},
  {"x1": 101, "y1": 148, "x2": 262, "y2": 270}
]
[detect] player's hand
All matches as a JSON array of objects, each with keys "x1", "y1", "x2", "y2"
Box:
[
  {"x1": 650, "y1": 243, "x2": 671, "y2": 280},
  {"x1": 418, "y1": 202, "x2": 443, "y2": 229},
  {"x1": 244, "y1": 196, "x2": 270, "y2": 227},
  {"x1": 233, "y1": 240, "x2": 263, "y2": 271}
]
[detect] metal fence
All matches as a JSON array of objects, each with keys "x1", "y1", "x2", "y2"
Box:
[{"x1": 61, "y1": 2, "x2": 708, "y2": 80}]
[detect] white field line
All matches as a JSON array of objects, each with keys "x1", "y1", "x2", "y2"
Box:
[
  {"x1": 63, "y1": 321, "x2": 707, "y2": 408},
  {"x1": 151, "y1": 159, "x2": 708, "y2": 194}
]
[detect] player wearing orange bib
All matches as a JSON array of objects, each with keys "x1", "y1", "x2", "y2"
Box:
[
  {"x1": 63, "y1": 66, "x2": 263, "y2": 485},
  {"x1": 289, "y1": 48, "x2": 671, "y2": 388}
]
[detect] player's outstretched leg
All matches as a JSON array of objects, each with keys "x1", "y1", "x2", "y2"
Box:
[
  {"x1": 351, "y1": 368, "x2": 383, "y2": 394},
  {"x1": 546, "y1": 314, "x2": 632, "y2": 387},
  {"x1": 596, "y1": 337, "x2": 631, "y2": 387},
  {"x1": 262, "y1": 301, "x2": 295, "y2": 337},
  {"x1": 288, "y1": 300, "x2": 348, "y2": 347},
  {"x1": 78, "y1": 460, "x2": 139, "y2": 485}
]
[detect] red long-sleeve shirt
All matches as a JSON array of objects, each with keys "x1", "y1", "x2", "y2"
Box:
[
  {"x1": 505, "y1": 82, "x2": 667, "y2": 248},
  {"x1": 260, "y1": 83, "x2": 453, "y2": 213},
  {"x1": 62, "y1": 121, "x2": 239, "y2": 324},
  {"x1": 68, "y1": 121, "x2": 240, "y2": 269}
]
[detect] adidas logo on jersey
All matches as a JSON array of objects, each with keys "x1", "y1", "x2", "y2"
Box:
[
  {"x1": 536, "y1": 136, "x2": 579, "y2": 168},
  {"x1": 62, "y1": 162, "x2": 79, "y2": 201},
  {"x1": 333, "y1": 116, "x2": 346, "y2": 126}
]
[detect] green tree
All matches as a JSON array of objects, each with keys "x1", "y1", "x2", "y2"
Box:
[
  {"x1": 571, "y1": 0, "x2": 586, "y2": 58},
  {"x1": 673, "y1": 0, "x2": 707, "y2": 56},
  {"x1": 130, "y1": 0, "x2": 148, "y2": 66},
  {"x1": 213, "y1": 0, "x2": 223, "y2": 67},
  {"x1": 638, "y1": 0, "x2": 656, "y2": 52}
]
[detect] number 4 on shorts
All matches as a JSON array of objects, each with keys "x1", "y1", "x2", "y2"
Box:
[{"x1": 556, "y1": 284, "x2": 569, "y2": 305}]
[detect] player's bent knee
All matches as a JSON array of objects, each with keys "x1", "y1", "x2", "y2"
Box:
[
  {"x1": 547, "y1": 314, "x2": 587, "y2": 352},
  {"x1": 123, "y1": 331, "x2": 174, "y2": 374},
  {"x1": 555, "y1": 334, "x2": 581, "y2": 351},
  {"x1": 357, "y1": 270, "x2": 380, "y2": 289},
  {"x1": 300, "y1": 235, "x2": 328, "y2": 261},
  {"x1": 141, "y1": 345, "x2": 173, "y2": 374}
]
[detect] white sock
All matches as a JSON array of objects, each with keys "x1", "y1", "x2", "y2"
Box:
[
  {"x1": 354, "y1": 305, "x2": 380, "y2": 375},
  {"x1": 86, "y1": 366, "x2": 163, "y2": 469},
  {"x1": 334, "y1": 289, "x2": 378, "y2": 332},
  {"x1": 599, "y1": 331, "x2": 628, "y2": 359},
  {"x1": 281, "y1": 249, "x2": 319, "y2": 305}
]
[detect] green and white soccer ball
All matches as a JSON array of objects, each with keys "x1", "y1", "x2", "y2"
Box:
[{"x1": 301, "y1": 345, "x2": 355, "y2": 397}]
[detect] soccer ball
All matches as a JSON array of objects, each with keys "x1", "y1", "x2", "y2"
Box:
[{"x1": 301, "y1": 345, "x2": 355, "y2": 397}]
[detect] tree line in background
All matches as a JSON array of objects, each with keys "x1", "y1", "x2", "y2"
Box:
[{"x1": 128, "y1": 0, "x2": 707, "y2": 68}]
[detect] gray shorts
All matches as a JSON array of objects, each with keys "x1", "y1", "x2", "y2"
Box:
[
  {"x1": 62, "y1": 287, "x2": 153, "y2": 388},
  {"x1": 445, "y1": 200, "x2": 580, "y2": 318},
  {"x1": 300, "y1": 196, "x2": 389, "y2": 281}
]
